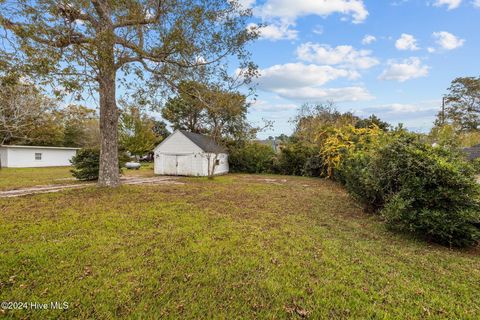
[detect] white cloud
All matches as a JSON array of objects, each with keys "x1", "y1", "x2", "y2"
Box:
[
  {"x1": 395, "y1": 34, "x2": 419, "y2": 51},
  {"x1": 258, "y1": 63, "x2": 359, "y2": 90},
  {"x1": 427, "y1": 47, "x2": 436, "y2": 53},
  {"x1": 362, "y1": 35, "x2": 376, "y2": 45},
  {"x1": 365, "y1": 103, "x2": 438, "y2": 113},
  {"x1": 433, "y1": 31, "x2": 465, "y2": 50},
  {"x1": 274, "y1": 86, "x2": 373, "y2": 101},
  {"x1": 379, "y1": 57, "x2": 430, "y2": 82},
  {"x1": 255, "y1": 0, "x2": 369, "y2": 24},
  {"x1": 256, "y1": 63, "x2": 373, "y2": 102},
  {"x1": 433, "y1": 0, "x2": 462, "y2": 10},
  {"x1": 249, "y1": 22, "x2": 298, "y2": 41},
  {"x1": 296, "y1": 43, "x2": 379, "y2": 69},
  {"x1": 251, "y1": 100, "x2": 298, "y2": 113},
  {"x1": 354, "y1": 100, "x2": 441, "y2": 131},
  {"x1": 474, "y1": 0, "x2": 480, "y2": 7},
  {"x1": 237, "y1": 0, "x2": 256, "y2": 9}
]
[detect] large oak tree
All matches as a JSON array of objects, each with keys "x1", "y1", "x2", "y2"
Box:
[{"x1": 0, "y1": 0, "x2": 257, "y2": 186}]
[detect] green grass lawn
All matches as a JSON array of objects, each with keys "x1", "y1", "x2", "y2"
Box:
[
  {"x1": 0, "y1": 167, "x2": 76, "y2": 191},
  {"x1": 0, "y1": 163, "x2": 155, "y2": 191},
  {"x1": 0, "y1": 174, "x2": 479, "y2": 319}
]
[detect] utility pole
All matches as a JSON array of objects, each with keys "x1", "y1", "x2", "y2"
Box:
[{"x1": 441, "y1": 96, "x2": 446, "y2": 125}]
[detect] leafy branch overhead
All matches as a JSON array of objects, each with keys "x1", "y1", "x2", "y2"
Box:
[{"x1": 0, "y1": 0, "x2": 258, "y2": 91}]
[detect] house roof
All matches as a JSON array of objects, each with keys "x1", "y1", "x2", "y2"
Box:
[
  {"x1": 0, "y1": 145, "x2": 80, "y2": 150},
  {"x1": 179, "y1": 131, "x2": 227, "y2": 153},
  {"x1": 463, "y1": 144, "x2": 480, "y2": 161}
]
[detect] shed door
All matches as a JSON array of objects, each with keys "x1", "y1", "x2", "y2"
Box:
[
  {"x1": 177, "y1": 155, "x2": 193, "y2": 176},
  {"x1": 163, "y1": 155, "x2": 178, "y2": 175}
]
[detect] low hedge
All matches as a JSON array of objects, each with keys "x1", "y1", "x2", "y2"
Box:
[
  {"x1": 339, "y1": 134, "x2": 480, "y2": 247},
  {"x1": 229, "y1": 142, "x2": 276, "y2": 174}
]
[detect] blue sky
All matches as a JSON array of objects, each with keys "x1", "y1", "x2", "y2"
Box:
[{"x1": 242, "y1": 0, "x2": 480, "y2": 138}]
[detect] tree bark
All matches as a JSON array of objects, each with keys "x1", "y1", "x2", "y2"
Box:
[
  {"x1": 97, "y1": 40, "x2": 120, "y2": 187},
  {"x1": 207, "y1": 153, "x2": 219, "y2": 180}
]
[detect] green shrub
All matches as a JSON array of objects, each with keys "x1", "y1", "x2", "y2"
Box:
[
  {"x1": 382, "y1": 193, "x2": 480, "y2": 247},
  {"x1": 472, "y1": 158, "x2": 480, "y2": 174},
  {"x1": 338, "y1": 148, "x2": 382, "y2": 211},
  {"x1": 71, "y1": 149, "x2": 128, "y2": 181},
  {"x1": 275, "y1": 141, "x2": 322, "y2": 176},
  {"x1": 340, "y1": 134, "x2": 480, "y2": 247},
  {"x1": 70, "y1": 149, "x2": 100, "y2": 181},
  {"x1": 303, "y1": 154, "x2": 324, "y2": 177},
  {"x1": 229, "y1": 142, "x2": 276, "y2": 173}
]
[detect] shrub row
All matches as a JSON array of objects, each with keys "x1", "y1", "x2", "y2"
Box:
[
  {"x1": 229, "y1": 130, "x2": 480, "y2": 247},
  {"x1": 228, "y1": 142, "x2": 276, "y2": 174},
  {"x1": 228, "y1": 140, "x2": 325, "y2": 177},
  {"x1": 338, "y1": 132, "x2": 480, "y2": 247}
]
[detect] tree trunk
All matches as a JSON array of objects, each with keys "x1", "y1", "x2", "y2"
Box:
[
  {"x1": 0, "y1": 137, "x2": 6, "y2": 170},
  {"x1": 208, "y1": 153, "x2": 218, "y2": 180},
  {"x1": 97, "y1": 52, "x2": 120, "y2": 187}
]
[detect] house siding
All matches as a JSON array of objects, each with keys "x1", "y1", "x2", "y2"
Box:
[
  {"x1": 0, "y1": 146, "x2": 78, "y2": 168},
  {"x1": 202, "y1": 153, "x2": 229, "y2": 176},
  {"x1": 154, "y1": 131, "x2": 229, "y2": 177},
  {"x1": 155, "y1": 132, "x2": 203, "y2": 154}
]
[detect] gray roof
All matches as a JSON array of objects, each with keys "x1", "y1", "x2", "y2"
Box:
[
  {"x1": 0, "y1": 145, "x2": 80, "y2": 150},
  {"x1": 180, "y1": 130, "x2": 227, "y2": 153},
  {"x1": 463, "y1": 144, "x2": 480, "y2": 161}
]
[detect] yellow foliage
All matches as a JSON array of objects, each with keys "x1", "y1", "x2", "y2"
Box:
[{"x1": 320, "y1": 125, "x2": 383, "y2": 178}]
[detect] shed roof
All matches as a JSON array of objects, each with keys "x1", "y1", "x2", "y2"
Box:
[
  {"x1": 0, "y1": 145, "x2": 80, "y2": 150},
  {"x1": 179, "y1": 131, "x2": 227, "y2": 153},
  {"x1": 463, "y1": 144, "x2": 480, "y2": 161}
]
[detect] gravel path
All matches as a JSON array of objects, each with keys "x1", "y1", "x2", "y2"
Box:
[{"x1": 0, "y1": 176, "x2": 182, "y2": 198}]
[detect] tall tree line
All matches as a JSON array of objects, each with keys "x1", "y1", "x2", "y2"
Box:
[{"x1": 0, "y1": 80, "x2": 100, "y2": 148}]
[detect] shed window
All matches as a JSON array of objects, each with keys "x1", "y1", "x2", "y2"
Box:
[
  {"x1": 35, "y1": 153, "x2": 42, "y2": 160},
  {"x1": 215, "y1": 159, "x2": 220, "y2": 165}
]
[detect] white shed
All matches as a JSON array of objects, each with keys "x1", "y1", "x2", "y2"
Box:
[
  {"x1": 154, "y1": 130, "x2": 229, "y2": 176},
  {"x1": 0, "y1": 145, "x2": 79, "y2": 168}
]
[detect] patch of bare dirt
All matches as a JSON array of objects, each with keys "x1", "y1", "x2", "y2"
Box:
[
  {"x1": 0, "y1": 176, "x2": 183, "y2": 198},
  {"x1": 248, "y1": 178, "x2": 289, "y2": 185}
]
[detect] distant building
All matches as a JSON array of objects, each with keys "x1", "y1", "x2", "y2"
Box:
[
  {"x1": 463, "y1": 144, "x2": 480, "y2": 161},
  {"x1": 0, "y1": 145, "x2": 79, "y2": 168},
  {"x1": 154, "y1": 130, "x2": 229, "y2": 176}
]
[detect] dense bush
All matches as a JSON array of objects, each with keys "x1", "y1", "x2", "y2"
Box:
[
  {"x1": 229, "y1": 142, "x2": 276, "y2": 173},
  {"x1": 70, "y1": 149, "x2": 100, "y2": 181},
  {"x1": 472, "y1": 158, "x2": 480, "y2": 174},
  {"x1": 302, "y1": 154, "x2": 324, "y2": 177},
  {"x1": 339, "y1": 134, "x2": 480, "y2": 247},
  {"x1": 71, "y1": 149, "x2": 128, "y2": 181},
  {"x1": 275, "y1": 141, "x2": 323, "y2": 176}
]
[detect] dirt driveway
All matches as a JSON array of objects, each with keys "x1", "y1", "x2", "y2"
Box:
[{"x1": 0, "y1": 176, "x2": 182, "y2": 198}]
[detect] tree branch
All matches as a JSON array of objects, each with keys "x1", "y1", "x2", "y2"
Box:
[
  {"x1": 91, "y1": 0, "x2": 111, "y2": 23},
  {"x1": 0, "y1": 16, "x2": 93, "y2": 48},
  {"x1": 113, "y1": 0, "x2": 163, "y2": 29},
  {"x1": 56, "y1": 3, "x2": 100, "y2": 28}
]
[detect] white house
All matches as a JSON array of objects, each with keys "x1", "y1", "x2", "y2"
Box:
[
  {"x1": 154, "y1": 130, "x2": 229, "y2": 176},
  {"x1": 0, "y1": 145, "x2": 79, "y2": 168}
]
